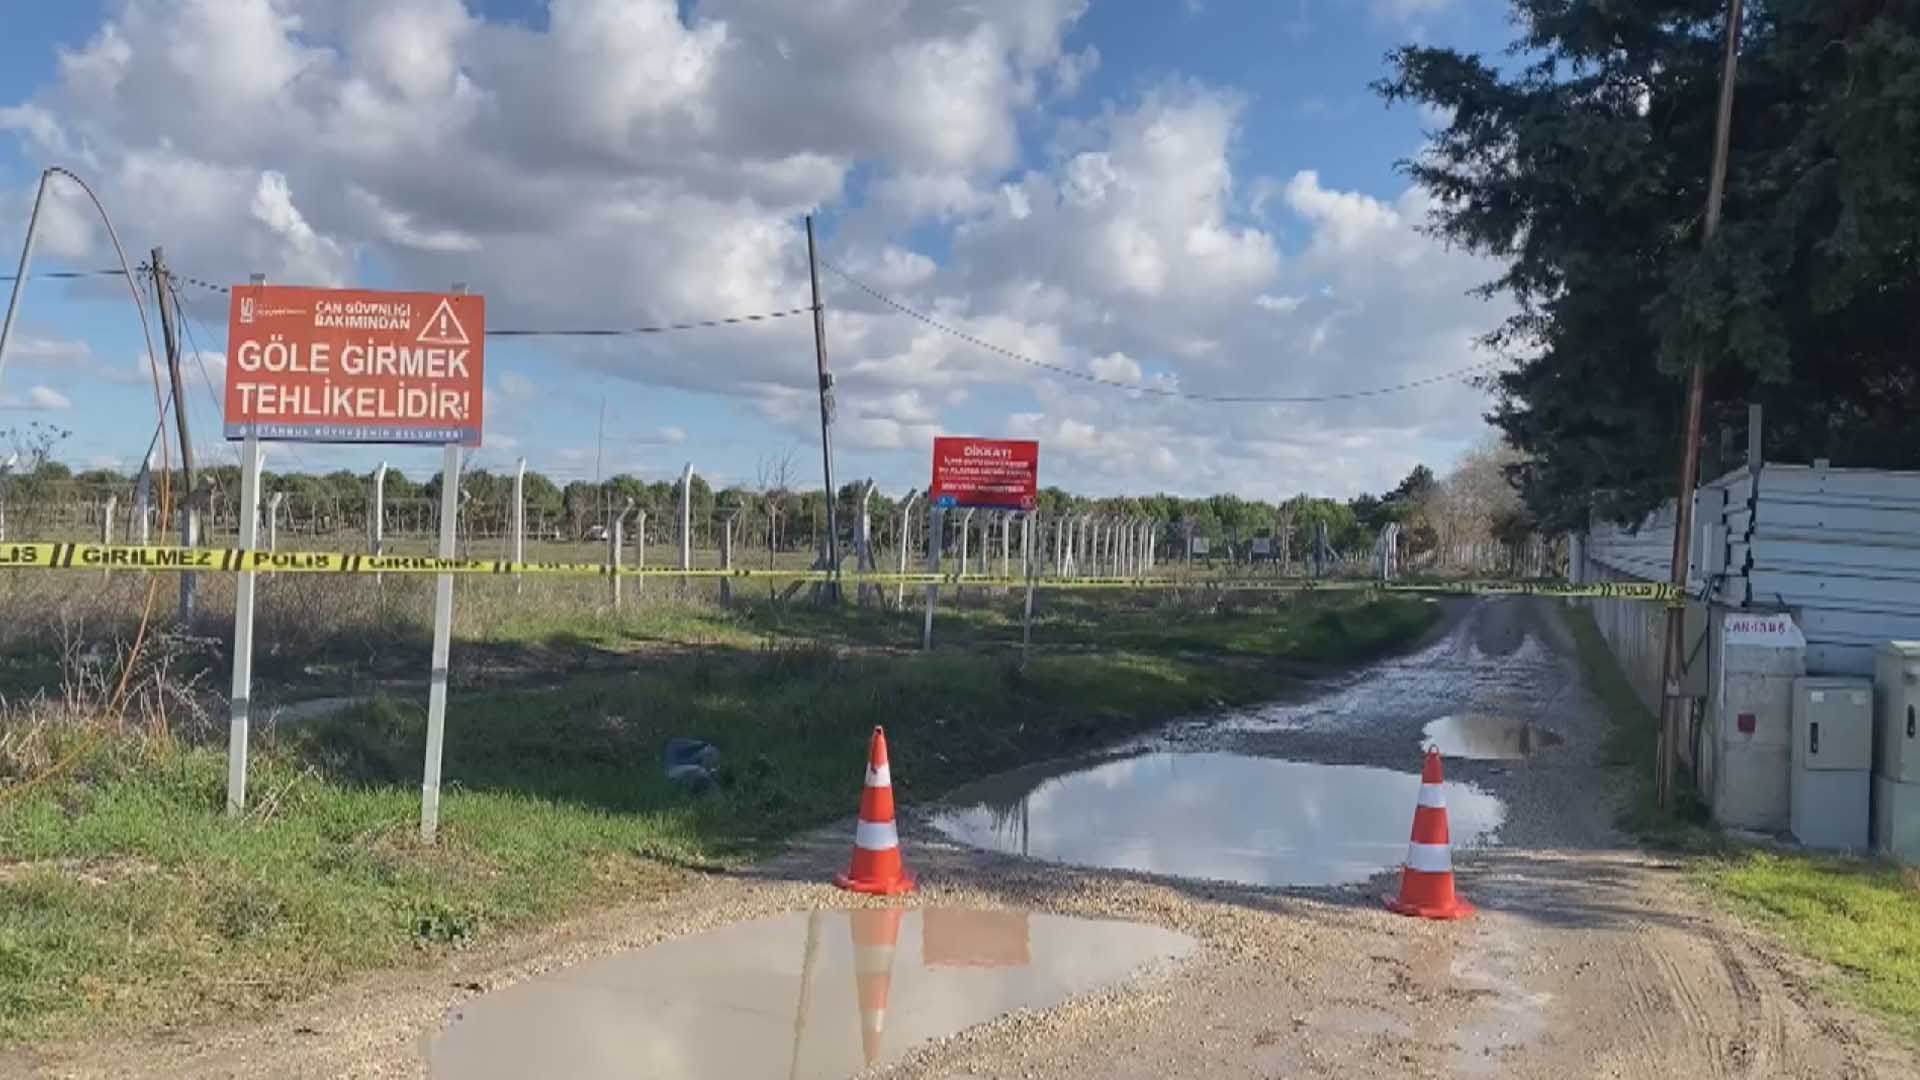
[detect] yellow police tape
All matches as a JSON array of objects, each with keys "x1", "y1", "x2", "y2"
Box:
[{"x1": 0, "y1": 540, "x2": 1684, "y2": 602}]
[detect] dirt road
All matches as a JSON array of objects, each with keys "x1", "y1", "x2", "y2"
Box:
[{"x1": 27, "y1": 599, "x2": 1916, "y2": 1078}]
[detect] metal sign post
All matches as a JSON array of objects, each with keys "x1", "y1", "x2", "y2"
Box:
[
  {"x1": 419, "y1": 280, "x2": 479, "y2": 844},
  {"x1": 225, "y1": 432, "x2": 263, "y2": 815},
  {"x1": 420, "y1": 440, "x2": 461, "y2": 843}
]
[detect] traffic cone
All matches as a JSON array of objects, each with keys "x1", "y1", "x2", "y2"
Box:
[
  {"x1": 848, "y1": 908, "x2": 903, "y2": 1065},
  {"x1": 1384, "y1": 748, "x2": 1475, "y2": 920},
  {"x1": 834, "y1": 726, "x2": 916, "y2": 895}
]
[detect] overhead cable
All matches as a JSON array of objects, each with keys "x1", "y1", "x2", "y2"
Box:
[
  {"x1": 129, "y1": 267, "x2": 814, "y2": 336},
  {"x1": 822, "y1": 259, "x2": 1504, "y2": 404}
]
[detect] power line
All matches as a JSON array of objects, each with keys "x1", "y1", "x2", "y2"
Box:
[
  {"x1": 821, "y1": 260, "x2": 1505, "y2": 404},
  {"x1": 0, "y1": 268, "x2": 129, "y2": 281},
  {"x1": 153, "y1": 268, "x2": 813, "y2": 336},
  {"x1": 486, "y1": 306, "x2": 813, "y2": 337}
]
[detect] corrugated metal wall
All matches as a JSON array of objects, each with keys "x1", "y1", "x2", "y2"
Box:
[{"x1": 1582, "y1": 461, "x2": 1920, "y2": 677}]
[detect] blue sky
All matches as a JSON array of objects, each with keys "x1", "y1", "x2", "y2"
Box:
[{"x1": 0, "y1": 0, "x2": 1517, "y2": 497}]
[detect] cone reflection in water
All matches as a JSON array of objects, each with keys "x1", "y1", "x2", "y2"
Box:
[
  {"x1": 848, "y1": 908, "x2": 903, "y2": 1065},
  {"x1": 835, "y1": 726, "x2": 916, "y2": 895},
  {"x1": 1384, "y1": 748, "x2": 1476, "y2": 920}
]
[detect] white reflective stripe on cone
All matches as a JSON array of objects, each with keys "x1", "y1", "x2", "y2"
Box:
[
  {"x1": 1406, "y1": 842, "x2": 1453, "y2": 873},
  {"x1": 855, "y1": 820, "x2": 899, "y2": 851},
  {"x1": 855, "y1": 947, "x2": 894, "y2": 975},
  {"x1": 862, "y1": 1010, "x2": 885, "y2": 1033},
  {"x1": 865, "y1": 763, "x2": 892, "y2": 787},
  {"x1": 1417, "y1": 783, "x2": 1447, "y2": 809}
]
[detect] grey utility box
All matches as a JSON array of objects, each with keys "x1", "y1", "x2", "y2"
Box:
[
  {"x1": 1872, "y1": 775, "x2": 1920, "y2": 861},
  {"x1": 1711, "y1": 613, "x2": 1806, "y2": 831},
  {"x1": 1790, "y1": 677, "x2": 1871, "y2": 851},
  {"x1": 1874, "y1": 642, "x2": 1920, "y2": 782}
]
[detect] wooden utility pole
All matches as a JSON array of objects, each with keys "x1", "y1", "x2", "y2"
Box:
[
  {"x1": 1657, "y1": 0, "x2": 1745, "y2": 809},
  {"x1": 151, "y1": 247, "x2": 197, "y2": 622},
  {"x1": 805, "y1": 215, "x2": 842, "y2": 601}
]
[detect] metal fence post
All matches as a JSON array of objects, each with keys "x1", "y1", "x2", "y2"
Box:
[
  {"x1": 679, "y1": 462, "x2": 694, "y2": 570},
  {"x1": 267, "y1": 492, "x2": 284, "y2": 551},
  {"x1": 511, "y1": 457, "x2": 525, "y2": 586},
  {"x1": 370, "y1": 461, "x2": 387, "y2": 554},
  {"x1": 719, "y1": 510, "x2": 736, "y2": 606},
  {"x1": 895, "y1": 489, "x2": 919, "y2": 610},
  {"x1": 922, "y1": 506, "x2": 943, "y2": 650},
  {"x1": 611, "y1": 496, "x2": 634, "y2": 608},
  {"x1": 1021, "y1": 511, "x2": 1037, "y2": 667}
]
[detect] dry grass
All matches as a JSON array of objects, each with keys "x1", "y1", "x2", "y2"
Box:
[{"x1": 0, "y1": 622, "x2": 214, "y2": 783}]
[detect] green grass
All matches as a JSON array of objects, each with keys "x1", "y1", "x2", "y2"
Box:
[
  {"x1": 1558, "y1": 603, "x2": 1720, "y2": 851},
  {"x1": 1700, "y1": 852, "x2": 1920, "y2": 1042},
  {"x1": 0, "y1": 593, "x2": 1436, "y2": 1044}
]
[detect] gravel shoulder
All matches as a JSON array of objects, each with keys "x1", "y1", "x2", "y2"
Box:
[{"x1": 21, "y1": 598, "x2": 1917, "y2": 1078}]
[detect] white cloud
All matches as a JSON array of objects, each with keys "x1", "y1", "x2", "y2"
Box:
[
  {"x1": 0, "y1": 385, "x2": 73, "y2": 411},
  {"x1": 1371, "y1": 0, "x2": 1457, "y2": 22},
  {"x1": 1255, "y1": 293, "x2": 1306, "y2": 313},
  {"x1": 1088, "y1": 352, "x2": 1143, "y2": 383},
  {"x1": 1051, "y1": 45, "x2": 1100, "y2": 98},
  {"x1": 6, "y1": 337, "x2": 92, "y2": 366}
]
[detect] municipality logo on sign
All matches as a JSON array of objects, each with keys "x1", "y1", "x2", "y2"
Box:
[{"x1": 239, "y1": 296, "x2": 255, "y2": 324}]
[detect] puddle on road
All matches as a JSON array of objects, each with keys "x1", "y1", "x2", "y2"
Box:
[
  {"x1": 1422, "y1": 715, "x2": 1565, "y2": 760},
  {"x1": 931, "y1": 752, "x2": 1504, "y2": 888},
  {"x1": 1172, "y1": 624, "x2": 1566, "y2": 741},
  {"x1": 428, "y1": 909, "x2": 1192, "y2": 1080}
]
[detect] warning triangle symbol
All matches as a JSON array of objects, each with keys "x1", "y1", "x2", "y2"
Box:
[{"x1": 418, "y1": 298, "x2": 471, "y2": 346}]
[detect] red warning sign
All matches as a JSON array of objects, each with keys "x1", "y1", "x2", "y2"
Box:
[
  {"x1": 930, "y1": 437, "x2": 1039, "y2": 511},
  {"x1": 224, "y1": 285, "x2": 485, "y2": 446}
]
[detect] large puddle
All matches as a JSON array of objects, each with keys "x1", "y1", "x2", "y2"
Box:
[
  {"x1": 931, "y1": 752, "x2": 1505, "y2": 887},
  {"x1": 428, "y1": 909, "x2": 1192, "y2": 1079},
  {"x1": 1186, "y1": 619, "x2": 1565, "y2": 739},
  {"x1": 1422, "y1": 714, "x2": 1565, "y2": 760}
]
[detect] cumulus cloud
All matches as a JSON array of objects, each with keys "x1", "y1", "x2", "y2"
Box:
[
  {"x1": 2, "y1": 0, "x2": 1509, "y2": 499},
  {"x1": 0, "y1": 385, "x2": 74, "y2": 411}
]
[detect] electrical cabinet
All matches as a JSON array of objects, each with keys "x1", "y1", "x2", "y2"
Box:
[{"x1": 1875, "y1": 643, "x2": 1920, "y2": 782}]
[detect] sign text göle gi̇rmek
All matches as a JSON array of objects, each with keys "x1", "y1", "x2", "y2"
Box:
[
  {"x1": 224, "y1": 285, "x2": 486, "y2": 446},
  {"x1": 929, "y1": 437, "x2": 1039, "y2": 511}
]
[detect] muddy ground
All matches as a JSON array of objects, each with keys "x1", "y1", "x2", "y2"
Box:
[{"x1": 20, "y1": 598, "x2": 1917, "y2": 1078}]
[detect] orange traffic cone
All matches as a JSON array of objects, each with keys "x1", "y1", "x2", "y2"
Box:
[
  {"x1": 1385, "y1": 748, "x2": 1475, "y2": 920},
  {"x1": 834, "y1": 727, "x2": 916, "y2": 895},
  {"x1": 848, "y1": 908, "x2": 903, "y2": 1065}
]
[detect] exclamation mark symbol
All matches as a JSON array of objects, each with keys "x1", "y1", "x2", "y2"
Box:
[{"x1": 436, "y1": 308, "x2": 451, "y2": 337}]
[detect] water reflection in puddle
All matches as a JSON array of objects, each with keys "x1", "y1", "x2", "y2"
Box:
[
  {"x1": 1170, "y1": 628, "x2": 1563, "y2": 741},
  {"x1": 428, "y1": 909, "x2": 1192, "y2": 1080},
  {"x1": 931, "y1": 753, "x2": 1504, "y2": 887},
  {"x1": 1422, "y1": 715, "x2": 1565, "y2": 760}
]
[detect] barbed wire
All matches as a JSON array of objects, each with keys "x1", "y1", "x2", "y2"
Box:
[{"x1": 822, "y1": 260, "x2": 1506, "y2": 403}]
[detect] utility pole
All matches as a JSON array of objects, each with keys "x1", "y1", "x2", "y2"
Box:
[
  {"x1": 1657, "y1": 0, "x2": 1745, "y2": 810},
  {"x1": 805, "y1": 215, "x2": 842, "y2": 600},
  {"x1": 152, "y1": 247, "x2": 197, "y2": 623}
]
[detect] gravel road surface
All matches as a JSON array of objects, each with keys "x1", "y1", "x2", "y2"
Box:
[{"x1": 26, "y1": 598, "x2": 1916, "y2": 1079}]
